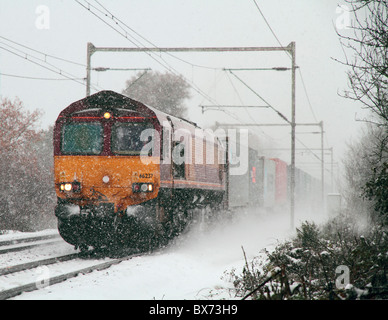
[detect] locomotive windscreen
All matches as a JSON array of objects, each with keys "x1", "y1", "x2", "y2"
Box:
[
  {"x1": 111, "y1": 122, "x2": 154, "y2": 155},
  {"x1": 61, "y1": 123, "x2": 103, "y2": 155}
]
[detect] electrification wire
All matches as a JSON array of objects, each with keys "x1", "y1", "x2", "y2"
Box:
[
  {"x1": 93, "y1": 0, "x2": 157, "y2": 49},
  {"x1": 228, "y1": 70, "x2": 291, "y2": 124},
  {"x1": 0, "y1": 72, "x2": 85, "y2": 81},
  {"x1": 197, "y1": 70, "x2": 257, "y2": 124},
  {"x1": 0, "y1": 45, "x2": 87, "y2": 87},
  {"x1": 0, "y1": 40, "x2": 81, "y2": 78},
  {"x1": 74, "y1": 0, "x2": 182, "y2": 77},
  {"x1": 252, "y1": 0, "x2": 323, "y2": 131},
  {"x1": 75, "y1": 0, "x2": 232, "y2": 112},
  {"x1": 94, "y1": 0, "x2": 324, "y2": 159},
  {"x1": 252, "y1": 0, "x2": 289, "y2": 53},
  {"x1": 77, "y1": 0, "x2": 281, "y2": 132},
  {"x1": 298, "y1": 67, "x2": 330, "y2": 147},
  {"x1": 295, "y1": 136, "x2": 324, "y2": 163},
  {"x1": 224, "y1": 71, "x2": 278, "y2": 143},
  {"x1": 92, "y1": 0, "x2": 220, "y2": 71},
  {"x1": 77, "y1": 0, "x2": 267, "y2": 131},
  {"x1": 251, "y1": 0, "x2": 331, "y2": 155},
  {"x1": 0, "y1": 42, "x2": 101, "y2": 91},
  {"x1": 0, "y1": 35, "x2": 86, "y2": 67}
]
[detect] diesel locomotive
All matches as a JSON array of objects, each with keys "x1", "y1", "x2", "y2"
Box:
[{"x1": 54, "y1": 90, "x2": 226, "y2": 250}]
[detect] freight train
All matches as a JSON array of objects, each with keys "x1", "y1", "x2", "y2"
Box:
[{"x1": 54, "y1": 90, "x2": 319, "y2": 251}]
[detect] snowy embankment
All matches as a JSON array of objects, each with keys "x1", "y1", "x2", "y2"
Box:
[{"x1": 2, "y1": 208, "x2": 326, "y2": 300}]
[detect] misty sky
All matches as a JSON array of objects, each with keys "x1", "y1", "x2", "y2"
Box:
[{"x1": 0, "y1": 0, "x2": 369, "y2": 185}]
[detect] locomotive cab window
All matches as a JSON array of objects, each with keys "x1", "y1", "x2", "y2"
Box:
[
  {"x1": 112, "y1": 122, "x2": 154, "y2": 155},
  {"x1": 62, "y1": 123, "x2": 103, "y2": 155}
]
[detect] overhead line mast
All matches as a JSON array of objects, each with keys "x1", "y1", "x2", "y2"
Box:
[{"x1": 85, "y1": 42, "x2": 297, "y2": 229}]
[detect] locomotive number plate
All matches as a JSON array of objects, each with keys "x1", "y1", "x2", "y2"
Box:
[{"x1": 139, "y1": 173, "x2": 153, "y2": 179}]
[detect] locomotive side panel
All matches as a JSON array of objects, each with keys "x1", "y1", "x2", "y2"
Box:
[{"x1": 158, "y1": 114, "x2": 225, "y2": 208}]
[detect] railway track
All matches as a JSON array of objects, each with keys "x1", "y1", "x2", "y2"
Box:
[
  {"x1": 0, "y1": 233, "x2": 60, "y2": 247},
  {"x1": 0, "y1": 233, "x2": 62, "y2": 255},
  {"x1": 0, "y1": 232, "x2": 144, "y2": 299},
  {"x1": 0, "y1": 249, "x2": 143, "y2": 300}
]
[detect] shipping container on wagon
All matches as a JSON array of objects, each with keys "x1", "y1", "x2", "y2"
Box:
[
  {"x1": 270, "y1": 158, "x2": 288, "y2": 206},
  {"x1": 227, "y1": 137, "x2": 250, "y2": 208},
  {"x1": 225, "y1": 134, "x2": 262, "y2": 208},
  {"x1": 263, "y1": 158, "x2": 276, "y2": 208},
  {"x1": 248, "y1": 148, "x2": 261, "y2": 207}
]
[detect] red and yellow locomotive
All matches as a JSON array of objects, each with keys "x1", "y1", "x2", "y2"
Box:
[{"x1": 54, "y1": 90, "x2": 226, "y2": 249}]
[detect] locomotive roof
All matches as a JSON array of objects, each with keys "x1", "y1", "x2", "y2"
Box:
[{"x1": 57, "y1": 90, "x2": 199, "y2": 129}]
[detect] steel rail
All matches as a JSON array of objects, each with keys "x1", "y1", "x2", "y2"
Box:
[
  {"x1": 0, "y1": 234, "x2": 60, "y2": 247},
  {"x1": 0, "y1": 238, "x2": 64, "y2": 255},
  {"x1": 0, "y1": 253, "x2": 80, "y2": 276},
  {"x1": 0, "y1": 252, "x2": 143, "y2": 300}
]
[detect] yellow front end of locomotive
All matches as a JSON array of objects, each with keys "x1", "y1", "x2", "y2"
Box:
[{"x1": 54, "y1": 155, "x2": 160, "y2": 213}]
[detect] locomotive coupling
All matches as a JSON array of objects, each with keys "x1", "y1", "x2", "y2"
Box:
[{"x1": 55, "y1": 202, "x2": 115, "y2": 218}]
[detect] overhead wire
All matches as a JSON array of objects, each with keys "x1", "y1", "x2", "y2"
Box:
[
  {"x1": 0, "y1": 37, "x2": 102, "y2": 90},
  {"x1": 252, "y1": 0, "x2": 289, "y2": 53},
  {"x1": 224, "y1": 71, "x2": 280, "y2": 144},
  {"x1": 0, "y1": 35, "x2": 86, "y2": 67},
  {"x1": 77, "y1": 0, "x2": 299, "y2": 136},
  {"x1": 78, "y1": 0, "x2": 269, "y2": 130},
  {"x1": 0, "y1": 45, "x2": 87, "y2": 87},
  {"x1": 75, "y1": 0, "x2": 243, "y2": 119},
  {"x1": 251, "y1": 0, "x2": 330, "y2": 161},
  {"x1": 0, "y1": 72, "x2": 85, "y2": 81},
  {"x1": 228, "y1": 70, "x2": 291, "y2": 124},
  {"x1": 252, "y1": 0, "x2": 323, "y2": 129},
  {"x1": 92, "y1": 0, "x2": 220, "y2": 71}
]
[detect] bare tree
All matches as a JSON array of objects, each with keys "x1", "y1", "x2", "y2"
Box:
[
  {"x1": 122, "y1": 71, "x2": 191, "y2": 118},
  {"x1": 336, "y1": 1, "x2": 388, "y2": 224},
  {"x1": 0, "y1": 98, "x2": 56, "y2": 231},
  {"x1": 342, "y1": 125, "x2": 385, "y2": 222},
  {"x1": 336, "y1": 0, "x2": 388, "y2": 124}
]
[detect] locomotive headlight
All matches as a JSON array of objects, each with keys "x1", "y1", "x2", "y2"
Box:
[
  {"x1": 103, "y1": 112, "x2": 112, "y2": 119},
  {"x1": 59, "y1": 181, "x2": 81, "y2": 193},
  {"x1": 140, "y1": 184, "x2": 148, "y2": 192}
]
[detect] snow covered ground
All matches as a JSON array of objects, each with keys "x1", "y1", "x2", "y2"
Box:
[{"x1": 1, "y1": 207, "x2": 327, "y2": 300}]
